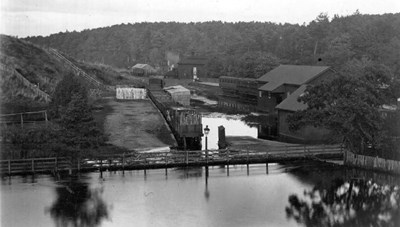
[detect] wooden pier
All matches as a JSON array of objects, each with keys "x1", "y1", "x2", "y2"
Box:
[{"x1": 0, "y1": 144, "x2": 343, "y2": 175}]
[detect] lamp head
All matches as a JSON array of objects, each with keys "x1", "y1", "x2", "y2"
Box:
[{"x1": 204, "y1": 125, "x2": 210, "y2": 136}]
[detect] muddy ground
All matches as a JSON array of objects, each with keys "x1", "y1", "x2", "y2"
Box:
[{"x1": 93, "y1": 97, "x2": 176, "y2": 151}]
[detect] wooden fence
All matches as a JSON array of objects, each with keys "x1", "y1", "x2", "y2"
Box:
[
  {"x1": 0, "y1": 144, "x2": 343, "y2": 175},
  {"x1": 0, "y1": 110, "x2": 48, "y2": 128},
  {"x1": 344, "y1": 149, "x2": 400, "y2": 174}
]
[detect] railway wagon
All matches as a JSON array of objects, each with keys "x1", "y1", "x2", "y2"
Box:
[
  {"x1": 148, "y1": 83, "x2": 203, "y2": 150},
  {"x1": 219, "y1": 76, "x2": 259, "y2": 102}
]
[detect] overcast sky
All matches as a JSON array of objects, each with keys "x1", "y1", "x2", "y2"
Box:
[{"x1": 1, "y1": 0, "x2": 399, "y2": 38}]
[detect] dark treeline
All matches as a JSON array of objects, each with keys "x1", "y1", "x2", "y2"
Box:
[{"x1": 25, "y1": 12, "x2": 400, "y2": 78}]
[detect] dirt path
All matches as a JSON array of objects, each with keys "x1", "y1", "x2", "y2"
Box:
[{"x1": 101, "y1": 98, "x2": 176, "y2": 151}]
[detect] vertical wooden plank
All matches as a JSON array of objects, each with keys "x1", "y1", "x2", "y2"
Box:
[
  {"x1": 122, "y1": 153, "x2": 125, "y2": 172},
  {"x1": 266, "y1": 151, "x2": 269, "y2": 174},
  {"x1": 247, "y1": 148, "x2": 249, "y2": 164},
  {"x1": 69, "y1": 158, "x2": 72, "y2": 175},
  {"x1": 21, "y1": 113, "x2": 24, "y2": 128},
  {"x1": 8, "y1": 160, "x2": 11, "y2": 175},
  {"x1": 227, "y1": 149, "x2": 230, "y2": 165},
  {"x1": 186, "y1": 150, "x2": 188, "y2": 165},
  {"x1": 55, "y1": 157, "x2": 58, "y2": 172},
  {"x1": 31, "y1": 159, "x2": 34, "y2": 174},
  {"x1": 44, "y1": 111, "x2": 48, "y2": 126}
]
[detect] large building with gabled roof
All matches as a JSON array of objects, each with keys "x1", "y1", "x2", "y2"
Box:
[
  {"x1": 256, "y1": 64, "x2": 336, "y2": 142},
  {"x1": 256, "y1": 65, "x2": 334, "y2": 113}
]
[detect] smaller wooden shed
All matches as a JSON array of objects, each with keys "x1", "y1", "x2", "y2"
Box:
[
  {"x1": 164, "y1": 85, "x2": 191, "y2": 106},
  {"x1": 131, "y1": 64, "x2": 156, "y2": 76}
]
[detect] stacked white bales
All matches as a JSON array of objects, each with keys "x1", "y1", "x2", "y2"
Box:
[{"x1": 116, "y1": 85, "x2": 147, "y2": 100}]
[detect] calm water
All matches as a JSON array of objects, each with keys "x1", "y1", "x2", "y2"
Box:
[
  {"x1": 2, "y1": 162, "x2": 399, "y2": 227},
  {"x1": 201, "y1": 114, "x2": 258, "y2": 150}
]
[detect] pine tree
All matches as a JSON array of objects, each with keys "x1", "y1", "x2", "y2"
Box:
[{"x1": 49, "y1": 74, "x2": 104, "y2": 154}]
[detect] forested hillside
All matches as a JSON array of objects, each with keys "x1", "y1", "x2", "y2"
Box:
[
  {"x1": 26, "y1": 12, "x2": 400, "y2": 78},
  {"x1": 0, "y1": 35, "x2": 131, "y2": 113}
]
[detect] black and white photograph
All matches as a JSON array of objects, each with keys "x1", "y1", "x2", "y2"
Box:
[{"x1": 1, "y1": 0, "x2": 400, "y2": 226}]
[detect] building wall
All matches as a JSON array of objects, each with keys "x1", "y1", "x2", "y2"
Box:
[
  {"x1": 278, "y1": 110, "x2": 330, "y2": 143},
  {"x1": 257, "y1": 93, "x2": 278, "y2": 113},
  {"x1": 178, "y1": 64, "x2": 206, "y2": 79},
  {"x1": 257, "y1": 84, "x2": 300, "y2": 112}
]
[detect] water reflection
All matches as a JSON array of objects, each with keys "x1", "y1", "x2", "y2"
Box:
[
  {"x1": 201, "y1": 115, "x2": 258, "y2": 150},
  {"x1": 175, "y1": 167, "x2": 203, "y2": 179},
  {"x1": 204, "y1": 167, "x2": 210, "y2": 201},
  {"x1": 218, "y1": 96, "x2": 257, "y2": 113},
  {"x1": 5, "y1": 162, "x2": 400, "y2": 227},
  {"x1": 46, "y1": 175, "x2": 109, "y2": 227},
  {"x1": 286, "y1": 177, "x2": 400, "y2": 227}
]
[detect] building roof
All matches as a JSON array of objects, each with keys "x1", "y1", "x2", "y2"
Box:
[
  {"x1": 178, "y1": 56, "x2": 208, "y2": 65},
  {"x1": 132, "y1": 64, "x2": 155, "y2": 71},
  {"x1": 164, "y1": 85, "x2": 190, "y2": 94},
  {"x1": 257, "y1": 65, "x2": 330, "y2": 92},
  {"x1": 275, "y1": 85, "x2": 308, "y2": 112}
]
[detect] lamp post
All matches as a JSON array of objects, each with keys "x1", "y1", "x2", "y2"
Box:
[{"x1": 204, "y1": 125, "x2": 210, "y2": 164}]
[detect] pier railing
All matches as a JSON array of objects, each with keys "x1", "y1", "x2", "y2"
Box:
[
  {"x1": 344, "y1": 149, "x2": 400, "y2": 174},
  {"x1": 0, "y1": 144, "x2": 343, "y2": 175}
]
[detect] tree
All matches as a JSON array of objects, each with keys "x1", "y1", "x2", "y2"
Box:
[
  {"x1": 49, "y1": 74, "x2": 104, "y2": 155},
  {"x1": 48, "y1": 176, "x2": 109, "y2": 227},
  {"x1": 59, "y1": 92, "x2": 103, "y2": 153},
  {"x1": 286, "y1": 179, "x2": 400, "y2": 227},
  {"x1": 48, "y1": 73, "x2": 87, "y2": 119},
  {"x1": 287, "y1": 61, "x2": 400, "y2": 155}
]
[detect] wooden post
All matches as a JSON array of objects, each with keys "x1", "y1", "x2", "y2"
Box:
[
  {"x1": 77, "y1": 158, "x2": 81, "y2": 172},
  {"x1": 100, "y1": 158, "x2": 103, "y2": 177},
  {"x1": 55, "y1": 157, "x2": 58, "y2": 173},
  {"x1": 165, "y1": 152, "x2": 168, "y2": 168},
  {"x1": 44, "y1": 111, "x2": 48, "y2": 126},
  {"x1": 186, "y1": 150, "x2": 189, "y2": 165},
  {"x1": 227, "y1": 149, "x2": 230, "y2": 165},
  {"x1": 21, "y1": 113, "x2": 24, "y2": 128},
  {"x1": 247, "y1": 148, "x2": 249, "y2": 164},
  {"x1": 183, "y1": 136, "x2": 187, "y2": 151},
  {"x1": 69, "y1": 158, "x2": 72, "y2": 175},
  {"x1": 31, "y1": 159, "x2": 35, "y2": 174},
  {"x1": 8, "y1": 160, "x2": 11, "y2": 176},
  {"x1": 266, "y1": 151, "x2": 269, "y2": 174},
  {"x1": 122, "y1": 153, "x2": 125, "y2": 173},
  {"x1": 227, "y1": 164, "x2": 229, "y2": 176}
]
